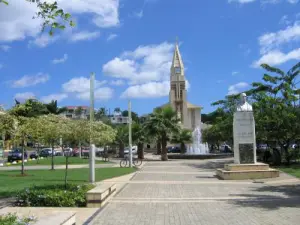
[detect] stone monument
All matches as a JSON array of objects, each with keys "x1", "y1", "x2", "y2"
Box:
[
  {"x1": 216, "y1": 93, "x2": 279, "y2": 180},
  {"x1": 233, "y1": 93, "x2": 256, "y2": 164}
]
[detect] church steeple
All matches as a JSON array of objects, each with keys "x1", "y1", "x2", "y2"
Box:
[{"x1": 171, "y1": 39, "x2": 184, "y2": 77}]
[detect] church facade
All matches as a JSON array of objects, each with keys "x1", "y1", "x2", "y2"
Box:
[{"x1": 156, "y1": 42, "x2": 202, "y2": 131}]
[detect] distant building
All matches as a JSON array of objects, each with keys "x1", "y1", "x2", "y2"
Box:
[
  {"x1": 110, "y1": 111, "x2": 129, "y2": 124},
  {"x1": 60, "y1": 106, "x2": 89, "y2": 119}
]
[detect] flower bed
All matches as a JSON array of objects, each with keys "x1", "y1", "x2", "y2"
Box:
[
  {"x1": 16, "y1": 184, "x2": 95, "y2": 207},
  {"x1": 0, "y1": 213, "x2": 36, "y2": 225}
]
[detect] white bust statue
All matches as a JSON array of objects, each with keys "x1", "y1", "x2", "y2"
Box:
[{"x1": 237, "y1": 93, "x2": 253, "y2": 112}]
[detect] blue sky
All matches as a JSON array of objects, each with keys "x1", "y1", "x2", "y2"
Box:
[{"x1": 0, "y1": 0, "x2": 299, "y2": 115}]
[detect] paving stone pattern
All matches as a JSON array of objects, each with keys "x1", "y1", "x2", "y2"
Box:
[{"x1": 90, "y1": 159, "x2": 300, "y2": 225}]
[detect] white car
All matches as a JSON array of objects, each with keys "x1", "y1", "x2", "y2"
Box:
[{"x1": 124, "y1": 146, "x2": 137, "y2": 155}]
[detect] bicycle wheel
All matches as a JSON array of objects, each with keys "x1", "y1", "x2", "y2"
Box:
[
  {"x1": 120, "y1": 159, "x2": 127, "y2": 168},
  {"x1": 133, "y1": 158, "x2": 142, "y2": 167}
]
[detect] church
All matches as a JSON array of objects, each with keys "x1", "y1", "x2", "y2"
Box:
[{"x1": 155, "y1": 42, "x2": 202, "y2": 131}]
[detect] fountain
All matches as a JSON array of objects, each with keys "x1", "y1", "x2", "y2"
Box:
[{"x1": 186, "y1": 126, "x2": 209, "y2": 155}]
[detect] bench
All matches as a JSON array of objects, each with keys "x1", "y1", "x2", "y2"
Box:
[
  {"x1": 34, "y1": 212, "x2": 76, "y2": 225},
  {"x1": 86, "y1": 183, "x2": 116, "y2": 208}
]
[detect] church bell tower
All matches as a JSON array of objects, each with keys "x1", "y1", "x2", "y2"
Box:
[{"x1": 169, "y1": 41, "x2": 189, "y2": 128}]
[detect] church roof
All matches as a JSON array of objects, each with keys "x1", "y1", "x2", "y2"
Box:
[
  {"x1": 187, "y1": 102, "x2": 202, "y2": 109},
  {"x1": 171, "y1": 43, "x2": 184, "y2": 69}
]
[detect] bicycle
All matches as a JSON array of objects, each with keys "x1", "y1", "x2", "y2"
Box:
[{"x1": 120, "y1": 155, "x2": 143, "y2": 167}]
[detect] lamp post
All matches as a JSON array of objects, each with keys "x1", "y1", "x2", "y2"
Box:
[
  {"x1": 89, "y1": 72, "x2": 95, "y2": 183},
  {"x1": 128, "y1": 100, "x2": 132, "y2": 167}
]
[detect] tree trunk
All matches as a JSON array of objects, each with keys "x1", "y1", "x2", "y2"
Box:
[
  {"x1": 21, "y1": 138, "x2": 25, "y2": 176},
  {"x1": 180, "y1": 142, "x2": 186, "y2": 154},
  {"x1": 137, "y1": 142, "x2": 144, "y2": 159},
  {"x1": 51, "y1": 143, "x2": 54, "y2": 170},
  {"x1": 64, "y1": 153, "x2": 69, "y2": 189},
  {"x1": 37, "y1": 143, "x2": 40, "y2": 164},
  {"x1": 119, "y1": 142, "x2": 125, "y2": 158},
  {"x1": 283, "y1": 146, "x2": 291, "y2": 165},
  {"x1": 161, "y1": 136, "x2": 168, "y2": 161},
  {"x1": 156, "y1": 141, "x2": 161, "y2": 155},
  {"x1": 79, "y1": 141, "x2": 82, "y2": 158}
]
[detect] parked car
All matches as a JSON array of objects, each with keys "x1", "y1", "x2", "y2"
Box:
[
  {"x1": 39, "y1": 148, "x2": 55, "y2": 158},
  {"x1": 29, "y1": 151, "x2": 39, "y2": 159},
  {"x1": 124, "y1": 146, "x2": 137, "y2": 155},
  {"x1": 7, "y1": 149, "x2": 28, "y2": 162},
  {"x1": 167, "y1": 146, "x2": 181, "y2": 153}
]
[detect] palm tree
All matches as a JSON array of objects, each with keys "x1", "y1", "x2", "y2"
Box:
[
  {"x1": 144, "y1": 106, "x2": 180, "y2": 161},
  {"x1": 171, "y1": 129, "x2": 193, "y2": 154},
  {"x1": 132, "y1": 123, "x2": 146, "y2": 159},
  {"x1": 115, "y1": 125, "x2": 128, "y2": 158},
  {"x1": 45, "y1": 100, "x2": 67, "y2": 115}
]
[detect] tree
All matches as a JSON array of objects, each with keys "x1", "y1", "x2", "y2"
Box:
[
  {"x1": 0, "y1": 114, "x2": 32, "y2": 175},
  {"x1": 75, "y1": 107, "x2": 83, "y2": 118},
  {"x1": 246, "y1": 63, "x2": 300, "y2": 164},
  {"x1": 171, "y1": 129, "x2": 192, "y2": 154},
  {"x1": 122, "y1": 110, "x2": 139, "y2": 123},
  {"x1": 1, "y1": 0, "x2": 74, "y2": 36},
  {"x1": 95, "y1": 107, "x2": 107, "y2": 121},
  {"x1": 70, "y1": 120, "x2": 90, "y2": 158},
  {"x1": 144, "y1": 106, "x2": 180, "y2": 161},
  {"x1": 9, "y1": 99, "x2": 48, "y2": 117},
  {"x1": 132, "y1": 123, "x2": 146, "y2": 159},
  {"x1": 36, "y1": 115, "x2": 68, "y2": 170},
  {"x1": 45, "y1": 100, "x2": 67, "y2": 115},
  {"x1": 202, "y1": 125, "x2": 223, "y2": 151},
  {"x1": 115, "y1": 125, "x2": 128, "y2": 158}
]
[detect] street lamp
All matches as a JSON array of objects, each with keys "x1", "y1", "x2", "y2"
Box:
[
  {"x1": 89, "y1": 72, "x2": 95, "y2": 183},
  {"x1": 128, "y1": 100, "x2": 132, "y2": 167}
]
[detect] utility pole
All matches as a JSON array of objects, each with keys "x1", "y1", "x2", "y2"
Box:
[
  {"x1": 128, "y1": 100, "x2": 132, "y2": 167},
  {"x1": 89, "y1": 72, "x2": 95, "y2": 183}
]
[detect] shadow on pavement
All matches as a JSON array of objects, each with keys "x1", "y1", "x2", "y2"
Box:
[
  {"x1": 228, "y1": 184, "x2": 300, "y2": 209},
  {"x1": 184, "y1": 159, "x2": 234, "y2": 170}
]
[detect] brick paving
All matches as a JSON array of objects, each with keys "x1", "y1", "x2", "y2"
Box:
[{"x1": 89, "y1": 159, "x2": 300, "y2": 225}]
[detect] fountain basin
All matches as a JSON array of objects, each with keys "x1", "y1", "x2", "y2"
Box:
[{"x1": 167, "y1": 153, "x2": 233, "y2": 160}]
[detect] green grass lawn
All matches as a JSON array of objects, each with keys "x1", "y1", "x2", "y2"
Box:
[
  {"x1": 0, "y1": 167, "x2": 136, "y2": 198},
  {"x1": 279, "y1": 164, "x2": 300, "y2": 178},
  {"x1": 23, "y1": 156, "x2": 109, "y2": 166}
]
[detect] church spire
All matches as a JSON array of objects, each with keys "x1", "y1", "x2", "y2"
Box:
[{"x1": 171, "y1": 38, "x2": 184, "y2": 76}]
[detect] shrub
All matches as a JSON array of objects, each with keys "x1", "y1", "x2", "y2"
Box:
[
  {"x1": 16, "y1": 184, "x2": 95, "y2": 207},
  {"x1": 0, "y1": 213, "x2": 36, "y2": 225}
]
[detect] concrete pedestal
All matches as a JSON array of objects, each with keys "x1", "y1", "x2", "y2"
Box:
[{"x1": 216, "y1": 163, "x2": 279, "y2": 180}]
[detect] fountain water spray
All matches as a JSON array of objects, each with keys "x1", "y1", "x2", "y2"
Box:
[{"x1": 186, "y1": 126, "x2": 209, "y2": 155}]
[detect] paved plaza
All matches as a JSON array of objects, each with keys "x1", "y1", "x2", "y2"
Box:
[{"x1": 89, "y1": 158, "x2": 300, "y2": 225}]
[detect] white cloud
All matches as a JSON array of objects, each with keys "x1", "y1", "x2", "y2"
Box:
[
  {"x1": 228, "y1": 82, "x2": 250, "y2": 95},
  {"x1": 228, "y1": 0, "x2": 256, "y2": 3},
  {"x1": 12, "y1": 73, "x2": 50, "y2": 88},
  {"x1": 0, "y1": 0, "x2": 41, "y2": 42},
  {"x1": 259, "y1": 22, "x2": 300, "y2": 54},
  {"x1": 76, "y1": 87, "x2": 114, "y2": 100},
  {"x1": 121, "y1": 81, "x2": 170, "y2": 98},
  {"x1": 0, "y1": 45, "x2": 11, "y2": 52},
  {"x1": 110, "y1": 80, "x2": 125, "y2": 86},
  {"x1": 107, "y1": 33, "x2": 118, "y2": 41},
  {"x1": 52, "y1": 54, "x2": 68, "y2": 64},
  {"x1": 14, "y1": 92, "x2": 36, "y2": 101},
  {"x1": 69, "y1": 31, "x2": 100, "y2": 42},
  {"x1": 252, "y1": 48, "x2": 300, "y2": 67},
  {"x1": 62, "y1": 77, "x2": 107, "y2": 93},
  {"x1": 103, "y1": 42, "x2": 174, "y2": 84},
  {"x1": 41, "y1": 93, "x2": 68, "y2": 103},
  {"x1": 133, "y1": 10, "x2": 144, "y2": 19},
  {"x1": 279, "y1": 15, "x2": 291, "y2": 26},
  {"x1": 0, "y1": 0, "x2": 119, "y2": 42},
  {"x1": 62, "y1": 77, "x2": 111, "y2": 100},
  {"x1": 228, "y1": 0, "x2": 298, "y2": 3},
  {"x1": 28, "y1": 34, "x2": 59, "y2": 48}
]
